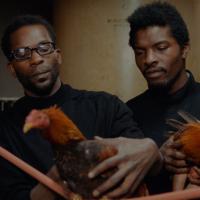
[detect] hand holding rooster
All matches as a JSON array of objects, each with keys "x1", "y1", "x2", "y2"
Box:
[
  {"x1": 23, "y1": 106, "x2": 161, "y2": 199},
  {"x1": 160, "y1": 136, "x2": 189, "y2": 174},
  {"x1": 89, "y1": 137, "x2": 161, "y2": 198},
  {"x1": 162, "y1": 111, "x2": 200, "y2": 190},
  {"x1": 188, "y1": 166, "x2": 200, "y2": 185}
]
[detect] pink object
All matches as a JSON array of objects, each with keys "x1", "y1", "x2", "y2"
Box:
[{"x1": 0, "y1": 146, "x2": 68, "y2": 199}]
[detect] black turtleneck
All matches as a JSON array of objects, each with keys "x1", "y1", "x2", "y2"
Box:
[
  {"x1": 0, "y1": 84, "x2": 142, "y2": 200},
  {"x1": 127, "y1": 71, "x2": 200, "y2": 194},
  {"x1": 127, "y1": 71, "x2": 200, "y2": 146}
]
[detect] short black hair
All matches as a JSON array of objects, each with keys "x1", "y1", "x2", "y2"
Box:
[
  {"x1": 1, "y1": 15, "x2": 56, "y2": 61},
  {"x1": 127, "y1": 1, "x2": 189, "y2": 48}
]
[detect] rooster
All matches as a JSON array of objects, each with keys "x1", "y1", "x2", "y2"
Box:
[
  {"x1": 167, "y1": 111, "x2": 200, "y2": 191},
  {"x1": 23, "y1": 105, "x2": 118, "y2": 200}
]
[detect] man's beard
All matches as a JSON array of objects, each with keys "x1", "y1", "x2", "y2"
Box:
[
  {"x1": 15, "y1": 66, "x2": 59, "y2": 96},
  {"x1": 148, "y1": 68, "x2": 183, "y2": 94}
]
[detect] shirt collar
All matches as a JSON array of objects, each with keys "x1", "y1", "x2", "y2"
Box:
[{"x1": 148, "y1": 70, "x2": 195, "y2": 104}]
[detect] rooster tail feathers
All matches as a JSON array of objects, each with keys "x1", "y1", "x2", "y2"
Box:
[
  {"x1": 166, "y1": 118, "x2": 185, "y2": 131},
  {"x1": 167, "y1": 111, "x2": 200, "y2": 131},
  {"x1": 178, "y1": 110, "x2": 200, "y2": 123}
]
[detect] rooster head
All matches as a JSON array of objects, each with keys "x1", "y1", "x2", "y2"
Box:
[
  {"x1": 23, "y1": 109, "x2": 50, "y2": 133},
  {"x1": 23, "y1": 106, "x2": 85, "y2": 145}
]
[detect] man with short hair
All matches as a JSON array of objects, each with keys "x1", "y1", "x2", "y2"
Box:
[
  {"x1": 127, "y1": 1, "x2": 200, "y2": 194},
  {"x1": 0, "y1": 15, "x2": 160, "y2": 199}
]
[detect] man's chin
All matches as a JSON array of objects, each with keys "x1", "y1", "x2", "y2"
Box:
[
  {"x1": 25, "y1": 83, "x2": 54, "y2": 97},
  {"x1": 35, "y1": 85, "x2": 55, "y2": 96},
  {"x1": 148, "y1": 81, "x2": 172, "y2": 93}
]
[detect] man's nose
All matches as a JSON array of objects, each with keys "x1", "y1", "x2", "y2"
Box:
[
  {"x1": 29, "y1": 50, "x2": 44, "y2": 66},
  {"x1": 145, "y1": 50, "x2": 157, "y2": 66}
]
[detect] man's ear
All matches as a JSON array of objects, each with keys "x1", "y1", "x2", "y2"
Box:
[
  {"x1": 7, "y1": 63, "x2": 17, "y2": 78},
  {"x1": 182, "y1": 43, "x2": 190, "y2": 59},
  {"x1": 55, "y1": 48, "x2": 62, "y2": 65}
]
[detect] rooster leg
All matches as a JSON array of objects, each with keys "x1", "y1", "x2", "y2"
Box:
[{"x1": 173, "y1": 173, "x2": 187, "y2": 191}]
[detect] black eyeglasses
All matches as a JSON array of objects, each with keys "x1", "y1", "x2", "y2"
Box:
[{"x1": 10, "y1": 42, "x2": 56, "y2": 61}]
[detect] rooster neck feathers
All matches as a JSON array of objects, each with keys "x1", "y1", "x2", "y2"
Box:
[{"x1": 24, "y1": 106, "x2": 85, "y2": 145}]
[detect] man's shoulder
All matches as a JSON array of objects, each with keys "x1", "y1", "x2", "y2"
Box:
[
  {"x1": 127, "y1": 90, "x2": 149, "y2": 107},
  {"x1": 68, "y1": 85, "x2": 118, "y2": 102},
  {"x1": 66, "y1": 86, "x2": 128, "y2": 114},
  {"x1": 193, "y1": 80, "x2": 200, "y2": 89},
  {"x1": 187, "y1": 71, "x2": 200, "y2": 91}
]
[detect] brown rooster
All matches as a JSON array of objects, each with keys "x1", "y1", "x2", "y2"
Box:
[
  {"x1": 23, "y1": 106, "x2": 118, "y2": 200},
  {"x1": 167, "y1": 111, "x2": 200, "y2": 191}
]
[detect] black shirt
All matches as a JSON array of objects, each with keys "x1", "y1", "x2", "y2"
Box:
[
  {"x1": 127, "y1": 71, "x2": 200, "y2": 193},
  {"x1": 0, "y1": 84, "x2": 142, "y2": 200}
]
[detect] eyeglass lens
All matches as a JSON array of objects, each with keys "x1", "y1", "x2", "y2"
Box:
[{"x1": 11, "y1": 42, "x2": 55, "y2": 60}]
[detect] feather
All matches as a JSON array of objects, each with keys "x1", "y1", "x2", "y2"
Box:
[
  {"x1": 178, "y1": 110, "x2": 200, "y2": 123},
  {"x1": 166, "y1": 118, "x2": 185, "y2": 131}
]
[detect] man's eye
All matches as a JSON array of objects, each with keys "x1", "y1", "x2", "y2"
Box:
[
  {"x1": 38, "y1": 46, "x2": 49, "y2": 52},
  {"x1": 134, "y1": 50, "x2": 144, "y2": 55},
  {"x1": 15, "y1": 49, "x2": 25, "y2": 55},
  {"x1": 157, "y1": 46, "x2": 168, "y2": 51},
  {"x1": 14, "y1": 49, "x2": 27, "y2": 57}
]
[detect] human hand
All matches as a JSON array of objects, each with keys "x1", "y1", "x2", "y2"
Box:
[
  {"x1": 160, "y1": 136, "x2": 189, "y2": 174},
  {"x1": 88, "y1": 137, "x2": 159, "y2": 198},
  {"x1": 188, "y1": 166, "x2": 200, "y2": 185}
]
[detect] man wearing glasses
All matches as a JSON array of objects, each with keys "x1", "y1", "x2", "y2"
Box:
[
  {"x1": 0, "y1": 15, "x2": 161, "y2": 199},
  {"x1": 10, "y1": 42, "x2": 55, "y2": 61}
]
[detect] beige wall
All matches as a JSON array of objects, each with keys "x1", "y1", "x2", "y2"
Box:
[
  {"x1": 189, "y1": 0, "x2": 200, "y2": 79},
  {"x1": 54, "y1": 0, "x2": 200, "y2": 102},
  {"x1": 54, "y1": 0, "x2": 146, "y2": 101}
]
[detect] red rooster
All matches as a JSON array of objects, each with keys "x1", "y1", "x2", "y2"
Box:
[
  {"x1": 167, "y1": 111, "x2": 200, "y2": 190},
  {"x1": 23, "y1": 106, "x2": 118, "y2": 200}
]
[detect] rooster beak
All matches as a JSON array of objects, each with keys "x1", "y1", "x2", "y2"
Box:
[{"x1": 23, "y1": 123, "x2": 33, "y2": 133}]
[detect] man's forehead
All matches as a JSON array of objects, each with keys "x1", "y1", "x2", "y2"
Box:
[
  {"x1": 134, "y1": 26, "x2": 176, "y2": 47},
  {"x1": 10, "y1": 24, "x2": 51, "y2": 49}
]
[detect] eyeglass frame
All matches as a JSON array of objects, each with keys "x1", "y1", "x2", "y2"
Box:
[{"x1": 9, "y1": 42, "x2": 56, "y2": 61}]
